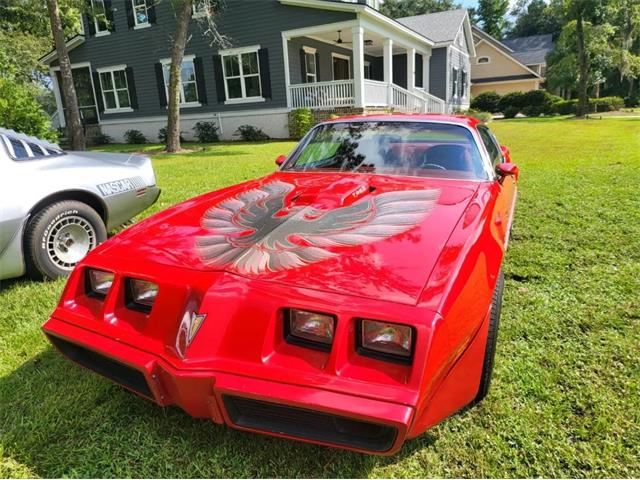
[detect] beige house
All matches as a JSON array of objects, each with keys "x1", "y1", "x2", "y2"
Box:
[{"x1": 470, "y1": 26, "x2": 553, "y2": 96}]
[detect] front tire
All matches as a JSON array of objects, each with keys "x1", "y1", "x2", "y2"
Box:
[
  {"x1": 472, "y1": 269, "x2": 504, "y2": 405},
  {"x1": 25, "y1": 200, "x2": 107, "y2": 280}
]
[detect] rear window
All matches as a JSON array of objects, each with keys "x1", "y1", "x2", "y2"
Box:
[
  {"x1": 284, "y1": 121, "x2": 490, "y2": 180},
  {"x1": 1, "y1": 135, "x2": 63, "y2": 160}
]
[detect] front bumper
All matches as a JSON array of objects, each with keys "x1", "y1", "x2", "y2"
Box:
[{"x1": 44, "y1": 315, "x2": 413, "y2": 455}]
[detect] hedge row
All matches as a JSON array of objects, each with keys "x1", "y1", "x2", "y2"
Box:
[{"x1": 471, "y1": 90, "x2": 625, "y2": 118}]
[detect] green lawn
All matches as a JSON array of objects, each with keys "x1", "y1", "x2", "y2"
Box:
[{"x1": 1, "y1": 118, "x2": 639, "y2": 477}]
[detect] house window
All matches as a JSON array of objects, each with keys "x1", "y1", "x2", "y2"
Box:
[
  {"x1": 332, "y1": 53, "x2": 351, "y2": 81},
  {"x1": 364, "y1": 61, "x2": 371, "y2": 80},
  {"x1": 99, "y1": 66, "x2": 131, "y2": 111},
  {"x1": 303, "y1": 47, "x2": 317, "y2": 83},
  {"x1": 221, "y1": 47, "x2": 262, "y2": 101},
  {"x1": 459, "y1": 70, "x2": 466, "y2": 98},
  {"x1": 132, "y1": 0, "x2": 149, "y2": 27},
  {"x1": 451, "y1": 68, "x2": 458, "y2": 98},
  {"x1": 91, "y1": 0, "x2": 109, "y2": 34},
  {"x1": 477, "y1": 56, "x2": 490, "y2": 64},
  {"x1": 161, "y1": 58, "x2": 199, "y2": 105}
]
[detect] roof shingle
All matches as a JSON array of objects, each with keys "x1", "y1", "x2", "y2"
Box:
[{"x1": 396, "y1": 9, "x2": 468, "y2": 44}]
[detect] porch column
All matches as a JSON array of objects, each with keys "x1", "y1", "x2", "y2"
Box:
[
  {"x1": 422, "y1": 52, "x2": 431, "y2": 92},
  {"x1": 407, "y1": 47, "x2": 416, "y2": 91},
  {"x1": 282, "y1": 34, "x2": 292, "y2": 108},
  {"x1": 352, "y1": 25, "x2": 365, "y2": 108},
  {"x1": 383, "y1": 38, "x2": 393, "y2": 84},
  {"x1": 50, "y1": 67, "x2": 66, "y2": 128}
]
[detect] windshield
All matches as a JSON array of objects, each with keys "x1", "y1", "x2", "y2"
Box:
[{"x1": 284, "y1": 121, "x2": 489, "y2": 180}]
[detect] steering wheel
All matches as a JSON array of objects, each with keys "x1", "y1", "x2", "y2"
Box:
[{"x1": 421, "y1": 163, "x2": 447, "y2": 170}]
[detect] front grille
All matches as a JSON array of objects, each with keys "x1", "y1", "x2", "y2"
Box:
[
  {"x1": 47, "y1": 335, "x2": 153, "y2": 399},
  {"x1": 223, "y1": 395, "x2": 397, "y2": 452}
]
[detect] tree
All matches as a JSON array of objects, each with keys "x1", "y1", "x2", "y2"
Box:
[
  {"x1": 46, "y1": 0, "x2": 85, "y2": 149},
  {"x1": 380, "y1": 0, "x2": 461, "y2": 18},
  {"x1": 607, "y1": 0, "x2": 640, "y2": 98},
  {"x1": 509, "y1": 0, "x2": 564, "y2": 38},
  {"x1": 0, "y1": 77, "x2": 56, "y2": 141},
  {"x1": 547, "y1": 19, "x2": 613, "y2": 103},
  {"x1": 477, "y1": 0, "x2": 510, "y2": 39},
  {"x1": 165, "y1": 0, "x2": 226, "y2": 152}
]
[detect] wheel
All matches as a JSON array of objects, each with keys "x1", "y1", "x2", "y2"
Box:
[
  {"x1": 24, "y1": 200, "x2": 107, "y2": 280},
  {"x1": 472, "y1": 269, "x2": 504, "y2": 405}
]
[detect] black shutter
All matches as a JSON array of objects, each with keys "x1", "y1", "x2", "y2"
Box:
[
  {"x1": 125, "y1": 0, "x2": 134, "y2": 28},
  {"x1": 154, "y1": 63, "x2": 167, "y2": 107},
  {"x1": 299, "y1": 48, "x2": 307, "y2": 83},
  {"x1": 212, "y1": 54, "x2": 226, "y2": 103},
  {"x1": 258, "y1": 48, "x2": 271, "y2": 99},
  {"x1": 193, "y1": 57, "x2": 207, "y2": 104},
  {"x1": 125, "y1": 67, "x2": 138, "y2": 109},
  {"x1": 315, "y1": 53, "x2": 321, "y2": 82},
  {"x1": 85, "y1": 0, "x2": 96, "y2": 36},
  {"x1": 104, "y1": 0, "x2": 115, "y2": 31},
  {"x1": 148, "y1": 2, "x2": 156, "y2": 23},
  {"x1": 92, "y1": 71, "x2": 105, "y2": 113}
]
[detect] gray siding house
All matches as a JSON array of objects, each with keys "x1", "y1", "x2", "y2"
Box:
[{"x1": 41, "y1": 0, "x2": 473, "y2": 141}]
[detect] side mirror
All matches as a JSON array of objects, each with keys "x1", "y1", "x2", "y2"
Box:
[
  {"x1": 275, "y1": 154, "x2": 286, "y2": 167},
  {"x1": 495, "y1": 162, "x2": 519, "y2": 182},
  {"x1": 500, "y1": 145, "x2": 512, "y2": 163}
]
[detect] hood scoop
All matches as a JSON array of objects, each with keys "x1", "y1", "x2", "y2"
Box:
[{"x1": 292, "y1": 178, "x2": 374, "y2": 210}]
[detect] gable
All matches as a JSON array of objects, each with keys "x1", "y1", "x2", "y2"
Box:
[{"x1": 472, "y1": 39, "x2": 540, "y2": 80}]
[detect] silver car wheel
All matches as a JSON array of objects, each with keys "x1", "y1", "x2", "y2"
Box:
[{"x1": 46, "y1": 215, "x2": 97, "y2": 270}]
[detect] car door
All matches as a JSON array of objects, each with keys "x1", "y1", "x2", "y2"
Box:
[{"x1": 478, "y1": 125, "x2": 517, "y2": 248}]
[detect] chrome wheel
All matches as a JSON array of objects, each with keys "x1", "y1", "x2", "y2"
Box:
[{"x1": 46, "y1": 215, "x2": 97, "y2": 270}]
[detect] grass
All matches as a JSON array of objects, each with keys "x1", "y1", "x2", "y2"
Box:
[{"x1": 1, "y1": 118, "x2": 639, "y2": 477}]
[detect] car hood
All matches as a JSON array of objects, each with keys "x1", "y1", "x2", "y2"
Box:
[{"x1": 101, "y1": 172, "x2": 478, "y2": 305}]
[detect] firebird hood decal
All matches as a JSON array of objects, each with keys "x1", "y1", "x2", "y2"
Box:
[{"x1": 196, "y1": 180, "x2": 440, "y2": 274}]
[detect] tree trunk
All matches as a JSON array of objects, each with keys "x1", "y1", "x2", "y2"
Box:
[
  {"x1": 575, "y1": 12, "x2": 590, "y2": 118},
  {"x1": 166, "y1": 0, "x2": 193, "y2": 153},
  {"x1": 47, "y1": 0, "x2": 85, "y2": 150}
]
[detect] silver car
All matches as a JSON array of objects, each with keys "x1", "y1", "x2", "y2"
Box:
[{"x1": 0, "y1": 128, "x2": 160, "y2": 281}]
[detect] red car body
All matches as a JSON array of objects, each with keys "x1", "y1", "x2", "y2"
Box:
[{"x1": 43, "y1": 114, "x2": 518, "y2": 455}]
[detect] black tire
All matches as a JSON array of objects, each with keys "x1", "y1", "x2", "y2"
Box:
[
  {"x1": 472, "y1": 269, "x2": 505, "y2": 405},
  {"x1": 24, "y1": 200, "x2": 107, "y2": 280}
]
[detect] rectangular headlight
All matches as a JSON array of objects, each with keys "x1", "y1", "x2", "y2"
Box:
[
  {"x1": 358, "y1": 319, "x2": 415, "y2": 364},
  {"x1": 284, "y1": 308, "x2": 336, "y2": 351},
  {"x1": 126, "y1": 278, "x2": 158, "y2": 313},
  {"x1": 86, "y1": 269, "x2": 114, "y2": 298}
]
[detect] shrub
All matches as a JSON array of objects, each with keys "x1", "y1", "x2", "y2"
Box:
[
  {"x1": 624, "y1": 94, "x2": 639, "y2": 108},
  {"x1": 234, "y1": 124, "x2": 270, "y2": 141},
  {"x1": 91, "y1": 131, "x2": 112, "y2": 145},
  {"x1": 503, "y1": 106, "x2": 520, "y2": 119},
  {"x1": 124, "y1": 129, "x2": 147, "y2": 144},
  {"x1": 288, "y1": 108, "x2": 313, "y2": 139},
  {"x1": 498, "y1": 91, "x2": 526, "y2": 116},
  {"x1": 554, "y1": 99, "x2": 578, "y2": 115},
  {"x1": 589, "y1": 96, "x2": 624, "y2": 112},
  {"x1": 521, "y1": 90, "x2": 558, "y2": 116},
  {"x1": 158, "y1": 127, "x2": 185, "y2": 143},
  {"x1": 470, "y1": 91, "x2": 501, "y2": 113},
  {"x1": 193, "y1": 121, "x2": 220, "y2": 143},
  {"x1": 0, "y1": 77, "x2": 57, "y2": 141}
]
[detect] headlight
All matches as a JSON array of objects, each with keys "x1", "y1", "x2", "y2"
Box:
[
  {"x1": 126, "y1": 278, "x2": 158, "y2": 313},
  {"x1": 86, "y1": 269, "x2": 114, "y2": 298},
  {"x1": 284, "y1": 308, "x2": 336, "y2": 351},
  {"x1": 358, "y1": 319, "x2": 415, "y2": 364}
]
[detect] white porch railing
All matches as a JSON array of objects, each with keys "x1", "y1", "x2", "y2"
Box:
[
  {"x1": 288, "y1": 79, "x2": 446, "y2": 113},
  {"x1": 289, "y1": 80, "x2": 354, "y2": 109}
]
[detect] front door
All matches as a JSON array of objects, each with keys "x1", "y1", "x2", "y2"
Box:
[
  {"x1": 56, "y1": 67, "x2": 99, "y2": 125},
  {"x1": 332, "y1": 55, "x2": 351, "y2": 80}
]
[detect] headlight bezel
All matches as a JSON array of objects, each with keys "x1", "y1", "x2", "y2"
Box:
[
  {"x1": 125, "y1": 278, "x2": 159, "y2": 314},
  {"x1": 85, "y1": 268, "x2": 115, "y2": 299},
  {"x1": 356, "y1": 318, "x2": 416, "y2": 365},
  {"x1": 283, "y1": 308, "x2": 337, "y2": 352}
]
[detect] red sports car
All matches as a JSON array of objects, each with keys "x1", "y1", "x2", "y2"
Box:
[{"x1": 43, "y1": 114, "x2": 518, "y2": 455}]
